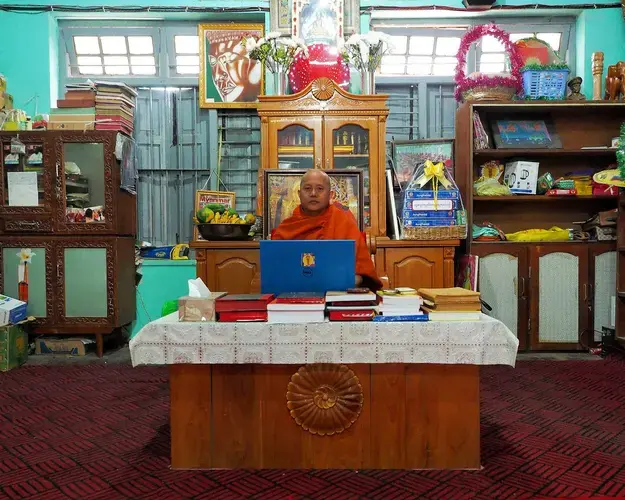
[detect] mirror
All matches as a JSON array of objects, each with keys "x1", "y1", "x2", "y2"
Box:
[{"x1": 63, "y1": 143, "x2": 105, "y2": 223}]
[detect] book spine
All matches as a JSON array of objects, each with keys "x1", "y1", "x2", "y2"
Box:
[
  {"x1": 405, "y1": 190, "x2": 459, "y2": 200},
  {"x1": 402, "y1": 209, "x2": 454, "y2": 219},
  {"x1": 403, "y1": 199, "x2": 458, "y2": 211},
  {"x1": 373, "y1": 315, "x2": 429, "y2": 322}
]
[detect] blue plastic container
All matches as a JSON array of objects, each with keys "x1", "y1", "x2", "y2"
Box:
[{"x1": 521, "y1": 69, "x2": 569, "y2": 100}]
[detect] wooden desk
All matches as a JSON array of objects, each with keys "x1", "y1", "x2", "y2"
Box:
[
  {"x1": 190, "y1": 239, "x2": 460, "y2": 293},
  {"x1": 130, "y1": 314, "x2": 518, "y2": 470}
]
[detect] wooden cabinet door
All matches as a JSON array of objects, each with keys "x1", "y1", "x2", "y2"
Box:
[
  {"x1": 473, "y1": 244, "x2": 529, "y2": 351},
  {"x1": 530, "y1": 245, "x2": 588, "y2": 350},
  {"x1": 207, "y1": 250, "x2": 261, "y2": 295},
  {"x1": 267, "y1": 118, "x2": 324, "y2": 170},
  {"x1": 383, "y1": 247, "x2": 444, "y2": 290},
  {"x1": 589, "y1": 244, "x2": 617, "y2": 343},
  {"x1": 323, "y1": 116, "x2": 381, "y2": 236},
  {"x1": 0, "y1": 133, "x2": 54, "y2": 233}
]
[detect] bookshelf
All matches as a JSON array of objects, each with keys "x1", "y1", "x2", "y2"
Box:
[{"x1": 455, "y1": 101, "x2": 624, "y2": 352}]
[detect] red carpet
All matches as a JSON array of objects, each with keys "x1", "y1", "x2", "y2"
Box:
[{"x1": 1, "y1": 358, "x2": 625, "y2": 499}]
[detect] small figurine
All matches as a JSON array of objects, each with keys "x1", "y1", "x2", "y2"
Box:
[
  {"x1": 592, "y1": 51, "x2": 604, "y2": 100},
  {"x1": 566, "y1": 76, "x2": 586, "y2": 101},
  {"x1": 604, "y1": 63, "x2": 622, "y2": 101}
]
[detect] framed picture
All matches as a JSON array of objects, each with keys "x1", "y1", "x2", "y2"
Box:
[
  {"x1": 275, "y1": 1, "x2": 359, "y2": 37},
  {"x1": 292, "y1": 0, "x2": 344, "y2": 46},
  {"x1": 193, "y1": 190, "x2": 236, "y2": 241},
  {"x1": 392, "y1": 139, "x2": 455, "y2": 188},
  {"x1": 263, "y1": 169, "x2": 364, "y2": 239},
  {"x1": 491, "y1": 117, "x2": 561, "y2": 149},
  {"x1": 198, "y1": 23, "x2": 265, "y2": 109}
]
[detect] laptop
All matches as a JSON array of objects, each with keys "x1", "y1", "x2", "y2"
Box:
[{"x1": 260, "y1": 240, "x2": 356, "y2": 295}]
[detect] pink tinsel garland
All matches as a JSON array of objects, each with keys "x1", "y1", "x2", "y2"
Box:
[{"x1": 454, "y1": 23, "x2": 523, "y2": 102}]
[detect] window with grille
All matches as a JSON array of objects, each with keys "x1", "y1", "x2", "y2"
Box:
[{"x1": 382, "y1": 32, "x2": 461, "y2": 76}]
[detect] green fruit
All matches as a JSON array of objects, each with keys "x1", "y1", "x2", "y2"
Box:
[
  {"x1": 206, "y1": 203, "x2": 226, "y2": 214},
  {"x1": 197, "y1": 206, "x2": 214, "y2": 223},
  {"x1": 227, "y1": 208, "x2": 238, "y2": 216}
]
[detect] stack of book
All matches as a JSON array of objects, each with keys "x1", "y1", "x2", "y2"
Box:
[
  {"x1": 326, "y1": 290, "x2": 377, "y2": 321},
  {"x1": 375, "y1": 288, "x2": 426, "y2": 321},
  {"x1": 49, "y1": 83, "x2": 96, "y2": 130},
  {"x1": 94, "y1": 81, "x2": 137, "y2": 135},
  {"x1": 215, "y1": 294, "x2": 274, "y2": 322},
  {"x1": 418, "y1": 287, "x2": 481, "y2": 321},
  {"x1": 267, "y1": 293, "x2": 325, "y2": 323}
]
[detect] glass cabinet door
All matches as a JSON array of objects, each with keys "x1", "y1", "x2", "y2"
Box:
[
  {"x1": 1, "y1": 140, "x2": 46, "y2": 209},
  {"x1": 324, "y1": 118, "x2": 378, "y2": 231},
  {"x1": 270, "y1": 118, "x2": 323, "y2": 170},
  {"x1": 62, "y1": 142, "x2": 106, "y2": 224}
]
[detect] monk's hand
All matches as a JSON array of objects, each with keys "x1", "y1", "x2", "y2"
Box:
[{"x1": 355, "y1": 275, "x2": 363, "y2": 286}]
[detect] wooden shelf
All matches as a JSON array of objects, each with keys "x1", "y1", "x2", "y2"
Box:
[
  {"x1": 474, "y1": 148, "x2": 616, "y2": 157},
  {"x1": 474, "y1": 195, "x2": 618, "y2": 202},
  {"x1": 472, "y1": 240, "x2": 616, "y2": 246}
]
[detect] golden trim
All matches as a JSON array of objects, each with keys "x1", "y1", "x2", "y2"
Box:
[{"x1": 198, "y1": 22, "x2": 265, "y2": 109}]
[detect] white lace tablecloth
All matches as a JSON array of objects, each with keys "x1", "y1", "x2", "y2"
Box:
[{"x1": 129, "y1": 313, "x2": 518, "y2": 367}]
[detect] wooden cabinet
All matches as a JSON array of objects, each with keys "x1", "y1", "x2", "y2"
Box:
[
  {"x1": 196, "y1": 242, "x2": 261, "y2": 294},
  {"x1": 0, "y1": 131, "x2": 136, "y2": 356},
  {"x1": 473, "y1": 242, "x2": 614, "y2": 351},
  {"x1": 0, "y1": 236, "x2": 135, "y2": 356},
  {"x1": 257, "y1": 78, "x2": 388, "y2": 238}
]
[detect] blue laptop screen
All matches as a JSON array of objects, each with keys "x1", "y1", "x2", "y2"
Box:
[{"x1": 260, "y1": 240, "x2": 356, "y2": 295}]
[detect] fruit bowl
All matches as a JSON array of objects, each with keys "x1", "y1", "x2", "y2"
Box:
[{"x1": 196, "y1": 223, "x2": 253, "y2": 241}]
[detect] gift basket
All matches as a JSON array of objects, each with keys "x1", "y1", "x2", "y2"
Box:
[{"x1": 401, "y1": 160, "x2": 467, "y2": 240}]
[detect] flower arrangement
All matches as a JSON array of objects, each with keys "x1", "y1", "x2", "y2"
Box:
[
  {"x1": 454, "y1": 24, "x2": 523, "y2": 102},
  {"x1": 340, "y1": 31, "x2": 393, "y2": 72},
  {"x1": 245, "y1": 32, "x2": 309, "y2": 73}
]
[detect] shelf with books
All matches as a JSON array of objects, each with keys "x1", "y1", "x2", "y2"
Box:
[{"x1": 474, "y1": 148, "x2": 617, "y2": 158}]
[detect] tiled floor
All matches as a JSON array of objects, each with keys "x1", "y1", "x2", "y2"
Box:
[{"x1": 25, "y1": 345, "x2": 599, "y2": 365}]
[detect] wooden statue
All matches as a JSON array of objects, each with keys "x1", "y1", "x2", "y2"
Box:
[
  {"x1": 566, "y1": 76, "x2": 586, "y2": 101},
  {"x1": 604, "y1": 63, "x2": 622, "y2": 101},
  {"x1": 592, "y1": 51, "x2": 604, "y2": 100}
]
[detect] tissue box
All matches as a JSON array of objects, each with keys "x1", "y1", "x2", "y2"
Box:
[
  {"x1": 0, "y1": 295, "x2": 27, "y2": 326},
  {"x1": 179, "y1": 292, "x2": 227, "y2": 322}
]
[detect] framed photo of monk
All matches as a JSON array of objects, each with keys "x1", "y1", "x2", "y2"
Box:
[
  {"x1": 263, "y1": 169, "x2": 364, "y2": 239},
  {"x1": 198, "y1": 23, "x2": 265, "y2": 109}
]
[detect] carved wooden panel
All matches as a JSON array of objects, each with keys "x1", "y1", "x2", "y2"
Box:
[
  {"x1": 384, "y1": 248, "x2": 444, "y2": 290},
  {"x1": 286, "y1": 364, "x2": 363, "y2": 436},
  {"x1": 212, "y1": 250, "x2": 260, "y2": 294},
  {"x1": 4, "y1": 218, "x2": 53, "y2": 233},
  {"x1": 55, "y1": 239, "x2": 115, "y2": 327},
  {"x1": 54, "y1": 133, "x2": 116, "y2": 234},
  {"x1": 0, "y1": 237, "x2": 56, "y2": 325}
]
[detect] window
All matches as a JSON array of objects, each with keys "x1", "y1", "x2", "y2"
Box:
[
  {"x1": 381, "y1": 32, "x2": 463, "y2": 77},
  {"x1": 73, "y1": 35, "x2": 156, "y2": 76},
  {"x1": 478, "y1": 32, "x2": 565, "y2": 73},
  {"x1": 173, "y1": 35, "x2": 200, "y2": 75}
]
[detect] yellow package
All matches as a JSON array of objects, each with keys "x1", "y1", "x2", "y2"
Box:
[{"x1": 506, "y1": 227, "x2": 571, "y2": 242}]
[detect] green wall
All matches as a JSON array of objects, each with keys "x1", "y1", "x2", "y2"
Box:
[{"x1": 0, "y1": 1, "x2": 624, "y2": 109}]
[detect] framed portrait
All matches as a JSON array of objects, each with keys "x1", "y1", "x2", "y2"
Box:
[
  {"x1": 392, "y1": 139, "x2": 455, "y2": 188},
  {"x1": 274, "y1": 1, "x2": 360, "y2": 37},
  {"x1": 263, "y1": 169, "x2": 364, "y2": 239},
  {"x1": 193, "y1": 190, "x2": 236, "y2": 241},
  {"x1": 490, "y1": 117, "x2": 561, "y2": 149},
  {"x1": 292, "y1": 0, "x2": 344, "y2": 46},
  {"x1": 198, "y1": 23, "x2": 265, "y2": 109}
]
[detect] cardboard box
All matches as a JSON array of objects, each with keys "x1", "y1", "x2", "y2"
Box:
[
  {"x1": 0, "y1": 320, "x2": 30, "y2": 372},
  {"x1": 35, "y1": 337, "x2": 92, "y2": 356},
  {"x1": 504, "y1": 161, "x2": 539, "y2": 194},
  {"x1": 0, "y1": 295, "x2": 27, "y2": 326},
  {"x1": 178, "y1": 292, "x2": 227, "y2": 322}
]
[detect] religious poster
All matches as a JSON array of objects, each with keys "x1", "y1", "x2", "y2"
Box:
[
  {"x1": 274, "y1": 0, "x2": 359, "y2": 37},
  {"x1": 198, "y1": 23, "x2": 265, "y2": 109},
  {"x1": 263, "y1": 169, "x2": 363, "y2": 239},
  {"x1": 292, "y1": 0, "x2": 344, "y2": 46}
]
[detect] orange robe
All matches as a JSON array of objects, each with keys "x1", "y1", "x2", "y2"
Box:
[{"x1": 272, "y1": 204, "x2": 382, "y2": 290}]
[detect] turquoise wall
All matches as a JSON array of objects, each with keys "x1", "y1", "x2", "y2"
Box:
[{"x1": 0, "y1": 1, "x2": 624, "y2": 108}]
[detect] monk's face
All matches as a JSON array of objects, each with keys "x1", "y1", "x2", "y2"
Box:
[{"x1": 299, "y1": 170, "x2": 331, "y2": 216}]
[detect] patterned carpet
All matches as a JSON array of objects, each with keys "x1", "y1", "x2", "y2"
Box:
[{"x1": 1, "y1": 358, "x2": 625, "y2": 499}]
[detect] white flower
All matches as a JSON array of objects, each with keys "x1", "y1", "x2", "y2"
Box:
[
  {"x1": 245, "y1": 37, "x2": 259, "y2": 52},
  {"x1": 17, "y1": 248, "x2": 35, "y2": 264},
  {"x1": 344, "y1": 33, "x2": 361, "y2": 47},
  {"x1": 266, "y1": 31, "x2": 282, "y2": 40}
]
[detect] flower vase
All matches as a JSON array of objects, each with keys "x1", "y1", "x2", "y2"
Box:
[
  {"x1": 273, "y1": 67, "x2": 288, "y2": 95},
  {"x1": 360, "y1": 69, "x2": 376, "y2": 94}
]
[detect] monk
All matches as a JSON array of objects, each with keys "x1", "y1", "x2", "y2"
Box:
[{"x1": 272, "y1": 169, "x2": 382, "y2": 291}]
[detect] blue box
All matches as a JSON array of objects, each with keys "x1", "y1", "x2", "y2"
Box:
[
  {"x1": 402, "y1": 209, "x2": 454, "y2": 219},
  {"x1": 403, "y1": 199, "x2": 459, "y2": 211},
  {"x1": 405, "y1": 189, "x2": 459, "y2": 200},
  {"x1": 0, "y1": 295, "x2": 27, "y2": 326},
  {"x1": 403, "y1": 218, "x2": 459, "y2": 227}
]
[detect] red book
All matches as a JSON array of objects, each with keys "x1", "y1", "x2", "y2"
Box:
[
  {"x1": 58, "y1": 98, "x2": 96, "y2": 108},
  {"x1": 215, "y1": 294, "x2": 275, "y2": 313},
  {"x1": 329, "y1": 310, "x2": 375, "y2": 321},
  {"x1": 274, "y1": 292, "x2": 325, "y2": 304},
  {"x1": 218, "y1": 311, "x2": 267, "y2": 322}
]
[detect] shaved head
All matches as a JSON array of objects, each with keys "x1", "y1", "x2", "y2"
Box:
[{"x1": 299, "y1": 169, "x2": 332, "y2": 216}]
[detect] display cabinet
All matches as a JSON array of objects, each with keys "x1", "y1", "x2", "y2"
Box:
[{"x1": 0, "y1": 131, "x2": 136, "y2": 357}]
